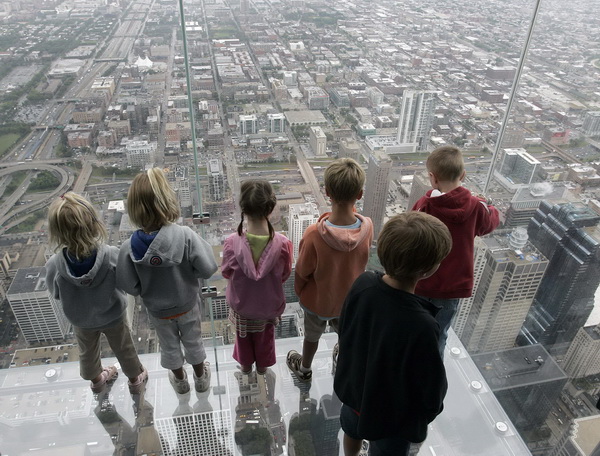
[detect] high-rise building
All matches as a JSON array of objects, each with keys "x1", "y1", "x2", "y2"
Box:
[
  {"x1": 472, "y1": 345, "x2": 568, "y2": 431},
  {"x1": 406, "y1": 170, "x2": 430, "y2": 211},
  {"x1": 458, "y1": 228, "x2": 548, "y2": 353},
  {"x1": 309, "y1": 126, "x2": 327, "y2": 156},
  {"x1": 338, "y1": 139, "x2": 360, "y2": 162},
  {"x1": 238, "y1": 115, "x2": 257, "y2": 135},
  {"x1": 7, "y1": 267, "x2": 70, "y2": 345},
  {"x1": 288, "y1": 203, "x2": 320, "y2": 260},
  {"x1": 363, "y1": 152, "x2": 392, "y2": 238},
  {"x1": 207, "y1": 159, "x2": 226, "y2": 201},
  {"x1": 520, "y1": 202, "x2": 600, "y2": 348},
  {"x1": 396, "y1": 90, "x2": 436, "y2": 152},
  {"x1": 495, "y1": 148, "x2": 541, "y2": 188},
  {"x1": 125, "y1": 140, "x2": 157, "y2": 169},
  {"x1": 306, "y1": 87, "x2": 330, "y2": 110},
  {"x1": 267, "y1": 113, "x2": 285, "y2": 133},
  {"x1": 582, "y1": 111, "x2": 600, "y2": 137},
  {"x1": 311, "y1": 394, "x2": 342, "y2": 456},
  {"x1": 562, "y1": 325, "x2": 600, "y2": 378},
  {"x1": 550, "y1": 415, "x2": 600, "y2": 456},
  {"x1": 503, "y1": 183, "x2": 568, "y2": 228}
]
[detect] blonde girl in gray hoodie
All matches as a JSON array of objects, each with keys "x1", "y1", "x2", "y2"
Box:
[{"x1": 45, "y1": 192, "x2": 147, "y2": 394}]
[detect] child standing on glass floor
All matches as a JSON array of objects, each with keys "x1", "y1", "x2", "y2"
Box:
[
  {"x1": 412, "y1": 146, "x2": 499, "y2": 356},
  {"x1": 222, "y1": 180, "x2": 293, "y2": 375},
  {"x1": 45, "y1": 192, "x2": 147, "y2": 394},
  {"x1": 117, "y1": 168, "x2": 217, "y2": 395}
]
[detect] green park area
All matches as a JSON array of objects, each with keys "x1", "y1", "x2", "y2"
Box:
[{"x1": 0, "y1": 134, "x2": 21, "y2": 158}]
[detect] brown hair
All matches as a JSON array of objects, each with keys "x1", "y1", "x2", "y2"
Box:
[
  {"x1": 48, "y1": 192, "x2": 107, "y2": 260},
  {"x1": 324, "y1": 157, "x2": 365, "y2": 203},
  {"x1": 426, "y1": 146, "x2": 465, "y2": 182},
  {"x1": 127, "y1": 168, "x2": 180, "y2": 230},
  {"x1": 377, "y1": 212, "x2": 452, "y2": 282},
  {"x1": 237, "y1": 179, "x2": 277, "y2": 239}
]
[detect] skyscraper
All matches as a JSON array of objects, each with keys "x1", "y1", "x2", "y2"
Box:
[
  {"x1": 267, "y1": 113, "x2": 285, "y2": 133},
  {"x1": 207, "y1": 159, "x2": 226, "y2": 202},
  {"x1": 472, "y1": 345, "x2": 568, "y2": 431},
  {"x1": 495, "y1": 148, "x2": 541, "y2": 189},
  {"x1": 396, "y1": 90, "x2": 437, "y2": 152},
  {"x1": 363, "y1": 152, "x2": 392, "y2": 238},
  {"x1": 288, "y1": 202, "x2": 320, "y2": 260},
  {"x1": 458, "y1": 228, "x2": 548, "y2": 354},
  {"x1": 239, "y1": 115, "x2": 258, "y2": 135},
  {"x1": 8, "y1": 267, "x2": 70, "y2": 345},
  {"x1": 406, "y1": 170, "x2": 430, "y2": 211},
  {"x1": 520, "y1": 202, "x2": 600, "y2": 349},
  {"x1": 309, "y1": 126, "x2": 326, "y2": 156},
  {"x1": 562, "y1": 325, "x2": 600, "y2": 379}
]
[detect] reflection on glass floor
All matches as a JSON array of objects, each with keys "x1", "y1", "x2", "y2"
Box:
[{"x1": 0, "y1": 332, "x2": 531, "y2": 455}]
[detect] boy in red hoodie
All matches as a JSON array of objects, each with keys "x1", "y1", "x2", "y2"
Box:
[
  {"x1": 412, "y1": 146, "x2": 499, "y2": 356},
  {"x1": 287, "y1": 158, "x2": 373, "y2": 382}
]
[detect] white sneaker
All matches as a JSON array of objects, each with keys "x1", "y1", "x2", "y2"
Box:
[
  {"x1": 193, "y1": 362, "x2": 211, "y2": 393},
  {"x1": 169, "y1": 370, "x2": 190, "y2": 394}
]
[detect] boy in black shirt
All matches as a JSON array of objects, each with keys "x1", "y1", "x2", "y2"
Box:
[{"x1": 334, "y1": 212, "x2": 452, "y2": 455}]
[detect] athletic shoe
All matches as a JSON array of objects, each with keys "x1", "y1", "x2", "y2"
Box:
[
  {"x1": 128, "y1": 367, "x2": 148, "y2": 394},
  {"x1": 193, "y1": 362, "x2": 211, "y2": 393},
  {"x1": 286, "y1": 350, "x2": 312, "y2": 382},
  {"x1": 169, "y1": 369, "x2": 190, "y2": 394},
  {"x1": 91, "y1": 365, "x2": 118, "y2": 393}
]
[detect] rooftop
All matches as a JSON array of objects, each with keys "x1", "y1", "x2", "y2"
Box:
[{"x1": 7, "y1": 267, "x2": 47, "y2": 295}]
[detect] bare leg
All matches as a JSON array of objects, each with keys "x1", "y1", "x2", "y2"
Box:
[
  {"x1": 192, "y1": 363, "x2": 205, "y2": 378},
  {"x1": 302, "y1": 339, "x2": 319, "y2": 369},
  {"x1": 343, "y1": 433, "x2": 362, "y2": 456},
  {"x1": 172, "y1": 367, "x2": 186, "y2": 380}
]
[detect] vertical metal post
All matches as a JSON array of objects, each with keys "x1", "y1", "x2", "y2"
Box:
[{"x1": 483, "y1": 0, "x2": 543, "y2": 194}]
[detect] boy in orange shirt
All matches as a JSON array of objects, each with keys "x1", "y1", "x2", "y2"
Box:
[{"x1": 287, "y1": 158, "x2": 373, "y2": 382}]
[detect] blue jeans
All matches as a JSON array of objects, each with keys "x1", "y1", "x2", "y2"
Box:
[
  {"x1": 418, "y1": 297, "x2": 460, "y2": 357},
  {"x1": 340, "y1": 404, "x2": 411, "y2": 456}
]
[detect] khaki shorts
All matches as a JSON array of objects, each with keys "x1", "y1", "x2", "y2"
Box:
[{"x1": 303, "y1": 311, "x2": 339, "y2": 343}]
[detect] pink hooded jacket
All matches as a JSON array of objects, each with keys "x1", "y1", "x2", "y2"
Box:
[{"x1": 222, "y1": 232, "x2": 293, "y2": 320}]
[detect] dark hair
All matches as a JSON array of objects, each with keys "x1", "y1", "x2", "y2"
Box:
[
  {"x1": 378, "y1": 212, "x2": 452, "y2": 282},
  {"x1": 237, "y1": 179, "x2": 277, "y2": 239}
]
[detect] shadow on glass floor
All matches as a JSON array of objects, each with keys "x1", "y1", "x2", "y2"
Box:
[{"x1": 0, "y1": 332, "x2": 531, "y2": 455}]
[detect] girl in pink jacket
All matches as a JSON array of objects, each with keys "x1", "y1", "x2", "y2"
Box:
[{"x1": 222, "y1": 180, "x2": 293, "y2": 374}]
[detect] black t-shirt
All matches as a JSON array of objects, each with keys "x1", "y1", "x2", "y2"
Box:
[{"x1": 333, "y1": 271, "x2": 448, "y2": 442}]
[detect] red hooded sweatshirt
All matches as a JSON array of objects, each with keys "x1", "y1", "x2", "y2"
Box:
[
  {"x1": 412, "y1": 186, "x2": 499, "y2": 299},
  {"x1": 295, "y1": 213, "x2": 373, "y2": 318}
]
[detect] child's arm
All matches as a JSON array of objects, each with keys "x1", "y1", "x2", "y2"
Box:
[
  {"x1": 116, "y1": 242, "x2": 142, "y2": 296},
  {"x1": 44, "y1": 259, "x2": 61, "y2": 300},
  {"x1": 474, "y1": 198, "x2": 500, "y2": 236},
  {"x1": 281, "y1": 239, "x2": 293, "y2": 283},
  {"x1": 294, "y1": 236, "x2": 317, "y2": 296},
  {"x1": 221, "y1": 237, "x2": 235, "y2": 279},
  {"x1": 189, "y1": 232, "x2": 218, "y2": 279}
]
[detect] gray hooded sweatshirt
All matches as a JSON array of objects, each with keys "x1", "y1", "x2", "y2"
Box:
[
  {"x1": 117, "y1": 223, "x2": 218, "y2": 318},
  {"x1": 45, "y1": 244, "x2": 127, "y2": 330}
]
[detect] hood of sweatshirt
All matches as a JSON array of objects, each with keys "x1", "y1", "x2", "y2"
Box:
[
  {"x1": 317, "y1": 212, "x2": 373, "y2": 252},
  {"x1": 229, "y1": 232, "x2": 288, "y2": 281},
  {"x1": 413, "y1": 186, "x2": 485, "y2": 224},
  {"x1": 129, "y1": 223, "x2": 186, "y2": 267},
  {"x1": 54, "y1": 244, "x2": 111, "y2": 288}
]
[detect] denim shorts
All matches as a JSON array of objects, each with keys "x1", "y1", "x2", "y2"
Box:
[
  {"x1": 303, "y1": 311, "x2": 339, "y2": 343},
  {"x1": 340, "y1": 404, "x2": 411, "y2": 456}
]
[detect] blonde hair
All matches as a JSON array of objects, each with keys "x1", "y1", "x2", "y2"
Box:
[
  {"x1": 238, "y1": 179, "x2": 277, "y2": 239},
  {"x1": 127, "y1": 168, "x2": 180, "y2": 230},
  {"x1": 48, "y1": 192, "x2": 107, "y2": 260},
  {"x1": 426, "y1": 146, "x2": 464, "y2": 182},
  {"x1": 378, "y1": 212, "x2": 452, "y2": 282},
  {"x1": 324, "y1": 157, "x2": 365, "y2": 203}
]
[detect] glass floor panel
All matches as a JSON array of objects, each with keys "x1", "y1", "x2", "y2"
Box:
[{"x1": 0, "y1": 332, "x2": 530, "y2": 455}]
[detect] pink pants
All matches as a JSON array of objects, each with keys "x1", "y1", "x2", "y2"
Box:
[{"x1": 232, "y1": 325, "x2": 276, "y2": 368}]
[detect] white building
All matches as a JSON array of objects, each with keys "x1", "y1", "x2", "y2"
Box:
[
  {"x1": 363, "y1": 152, "x2": 392, "y2": 238},
  {"x1": 268, "y1": 113, "x2": 286, "y2": 133},
  {"x1": 288, "y1": 203, "x2": 320, "y2": 260},
  {"x1": 239, "y1": 114, "x2": 258, "y2": 135},
  {"x1": 8, "y1": 268, "x2": 70, "y2": 345},
  {"x1": 563, "y1": 325, "x2": 600, "y2": 378},
  {"x1": 309, "y1": 126, "x2": 327, "y2": 156},
  {"x1": 125, "y1": 140, "x2": 157, "y2": 168},
  {"x1": 396, "y1": 90, "x2": 437, "y2": 152},
  {"x1": 207, "y1": 159, "x2": 226, "y2": 201}
]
